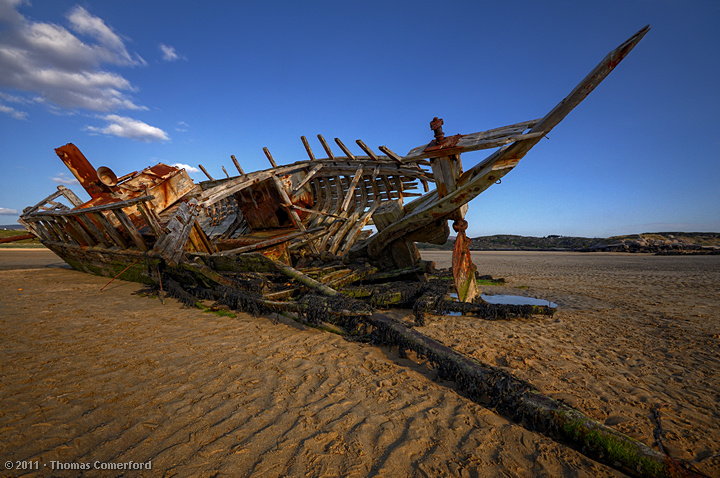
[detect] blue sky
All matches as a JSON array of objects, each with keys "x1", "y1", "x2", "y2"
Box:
[{"x1": 1, "y1": 0, "x2": 718, "y2": 237}]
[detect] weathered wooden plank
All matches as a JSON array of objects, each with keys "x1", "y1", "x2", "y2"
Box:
[
  {"x1": 215, "y1": 227, "x2": 323, "y2": 256},
  {"x1": 113, "y1": 208, "x2": 148, "y2": 251},
  {"x1": 60, "y1": 216, "x2": 91, "y2": 246},
  {"x1": 57, "y1": 185, "x2": 84, "y2": 207},
  {"x1": 76, "y1": 213, "x2": 112, "y2": 248},
  {"x1": 339, "y1": 202, "x2": 380, "y2": 255},
  {"x1": 25, "y1": 195, "x2": 155, "y2": 217},
  {"x1": 403, "y1": 120, "x2": 544, "y2": 161},
  {"x1": 90, "y1": 212, "x2": 127, "y2": 249},
  {"x1": 151, "y1": 200, "x2": 200, "y2": 266},
  {"x1": 136, "y1": 202, "x2": 163, "y2": 237},
  {"x1": 291, "y1": 163, "x2": 323, "y2": 195}
]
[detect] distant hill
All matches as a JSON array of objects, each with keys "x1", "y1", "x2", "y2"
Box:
[{"x1": 419, "y1": 232, "x2": 720, "y2": 254}]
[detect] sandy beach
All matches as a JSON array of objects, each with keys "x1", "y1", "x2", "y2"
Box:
[{"x1": 1, "y1": 248, "x2": 718, "y2": 477}]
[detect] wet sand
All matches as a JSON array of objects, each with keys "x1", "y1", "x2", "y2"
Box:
[{"x1": 1, "y1": 249, "x2": 718, "y2": 477}]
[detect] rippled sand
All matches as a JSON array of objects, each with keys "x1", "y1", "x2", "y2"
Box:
[{"x1": 1, "y1": 249, "x2": 718, "y2": 477}]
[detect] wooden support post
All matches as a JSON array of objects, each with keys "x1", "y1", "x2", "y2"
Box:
[
  {"x1": 371, "y1": 199, "x2": 420, "y2": 269},
  {"x1": 317, "y1": 134, "x2": 335, "y2": 159},
  {"x1": 198, "y1": 164, "x2": 214, "y2": 181},
  {"x1": 300, "y1": 137, "x2": 315, "y2": 161},
  {"x1": 263, "y1": 147, "x2": 278, "y2": 168},
  {"x1": 222, "y1": 165, "x2": 230, "y2": 178},
  {"x1": 334, "y1": 138, "x2": 355, "y2": 159},
  {"x1": 230, "y1": 155, "x2": 245, "y2": 175},
  {"x1": 355, "y1": 140, "x2": 378, "y2": 160},
  {"x1": 378, "y1": 145, "x2": 403, "y2": 163}
]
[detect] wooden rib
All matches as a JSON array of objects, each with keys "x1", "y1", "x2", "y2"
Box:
[
  {"x1": 76, "y1": 213, "x2": 111, "y2": 247},
  {"x1": 62, "y1": 216, "x2": 93, "y2": 246},
  {"x1": 317, "y1": 135, "x2": 335, "y2": 159},
  {"x1": 198, "y1": 164, "x2": 214, "y2": 181},
  {"x1": 291, "y1": 163, "x2": 323, "y2": 195},
  {"x1": 392, "y1": 175, "x2": 405, "y2": 201},
  {"x1": 355, "y1": 140, "x2": 378, "y2": 160},
  {"x1": 90, "y1": 212, "x2": 127, "y2": 248},
  {"x1": 340, "y1": 168, "x2": 363, "y2": 212},
  {"x1": 339, "y1": 201, "x2": 381, "y2": 255},
  {"x1": 271, "y1": 174, "x2": 319, "y2": 253},
  {"x1": 308, "y1": 177, "x2": 332, "y2": 229},
  {"x1": 378, "y1": 145, "x2": 403, "y2": 163},
  {"x1": 263, "y1": 147, "x2": 278, "y2": 168},
  {"x1": 113, "y1": 209, "x2": 147, "y2": 251},
  {"x1": 334, "y1": 138, "x2": 355, "y2": 159},
  {"x1": 300, "y1": 136, "x2": 315, "y2": 161},
  {"x1": 328, "y1": 209, "x2": 361, "y2": 255},
  {"x1": 230, "y1": 155, "x2": 245, "y2": 175},
  {"x1": 43, "y1": 218, "x2": 71, "y2": 244},
  {"x1": 222, "y1": 166, "x2": 230, "y2": 178},
  {"x1": 24, "y1": 220, "x2": 49, "y2": 242},
  {"x1": 381, "y1": 176, "x2": 395, "y2": 200},
  {"x1": 329, "y1": 170, "x2": 369, "y2": 254},
  {"x1": 320, "y1": 177, "x2": 336, "y2": 224}
]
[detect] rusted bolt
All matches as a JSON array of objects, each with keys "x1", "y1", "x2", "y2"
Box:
[
  {"x1": 452, "y1": 219, "x2": 468, "y2": 233},
  {"x1": 430, "y1": 117, "x2": 444, "y2": 143}
]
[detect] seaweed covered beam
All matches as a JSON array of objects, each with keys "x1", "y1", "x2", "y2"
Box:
[{"x1": 361, "y1": 312, "x2": 674, "y2": 478}]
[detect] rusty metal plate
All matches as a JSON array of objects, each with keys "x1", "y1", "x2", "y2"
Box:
[{"x1": 452, "y1": 219, "x2": 478, "y2": 303}]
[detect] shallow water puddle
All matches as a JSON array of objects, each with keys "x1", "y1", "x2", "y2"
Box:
[
  {"x1": 445, "y1": 293, "x2": 557, "y2": 316},
  {"x1": 482, "y1": 294, "x2": 557, "y2": 308}
]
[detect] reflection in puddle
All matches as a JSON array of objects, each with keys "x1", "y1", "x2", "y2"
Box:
[
  {"x1": 481, "y1": 294, "x2": 557, "y2": 308},
  {"x1": 445, "y1": 293, "x2": 557, "y2": 316}
]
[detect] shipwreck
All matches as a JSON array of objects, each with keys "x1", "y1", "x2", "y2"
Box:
[{"x1": 16, "y1": 27, "x2": 687, "y2": 477}]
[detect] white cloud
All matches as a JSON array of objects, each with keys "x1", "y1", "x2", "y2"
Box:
[
  {"x1": 0, "y1": 2, "x2": 145, "y2": 116},
  {"x1": 172, "y1": 163, "x2": 199, "y2": 173},
  {"x1": 0, "y1": 207, "x2": 19, "y2": 215},
  {"x1": 67, "y1": 6, "x2": 145, "y2": 66},
  {"x1": 86, "y1": 114, "x2": 169, "y2": 142},
  {"x1": 159, "y1": 43, "x2": 185, "y2": 62},
  {"x1": 0, "y1": 101, "x2": 27, "y2": 119},
  {"x1": 175, "y1": 120, "x2": 189, "y2": 132},
  {"x1": 51, "y1": 172, "x2": 80, "y2": 185}
]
